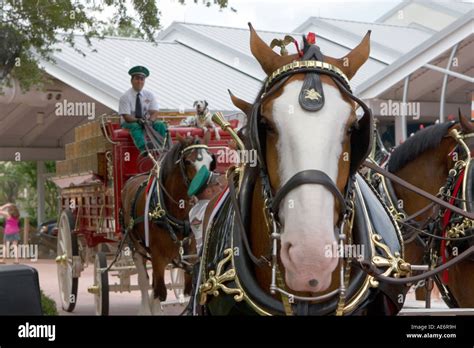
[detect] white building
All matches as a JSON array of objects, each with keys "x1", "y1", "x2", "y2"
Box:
[{"x1": 0, "y1": 1, "x2": 472, "y2": 222}]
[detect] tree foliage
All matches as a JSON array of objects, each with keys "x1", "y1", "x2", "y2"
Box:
[
  {"x1": 0, "y1": 0, "x2": 231, "y2": 91},
  {"x1": 0, "y1": 161, "x2": 57, "y2": 226}
]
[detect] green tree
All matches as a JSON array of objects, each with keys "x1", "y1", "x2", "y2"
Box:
[
  {"x1": 0, "y1": 161, "x2": 57, "y2": 226},
  {"x1": 0, "y1": 162, "x2": 27, "y2": 203},
  {"x1": 0, "y1": 0, "x2": 231, "y2": 92},
  {"x1": 103, "y1": 22, "x2": 143, "y2": 39}
]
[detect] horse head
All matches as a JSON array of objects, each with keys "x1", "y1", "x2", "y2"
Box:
[
  {"x1": 247, "y1": 23, "x2": 371, "y2": 293},
  {"x1": 172, "y1": 132, "x2": 216, "y2": 187}
]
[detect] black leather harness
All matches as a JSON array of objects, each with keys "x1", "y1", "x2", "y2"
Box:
[{"x1": 197, "y1": 40, "x2": 408, "y2": 316}]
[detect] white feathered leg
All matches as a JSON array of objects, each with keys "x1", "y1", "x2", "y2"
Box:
[{"x1": 134, "y1": 253, "x2": 152, "y2": 315}]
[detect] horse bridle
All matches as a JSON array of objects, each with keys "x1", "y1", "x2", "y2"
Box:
[
  {"x1": 177, "y1": 143, "x2": 217, "y2": 187},
  {"x1": 250, "y1": 44, "x2": 373, "y2": 227},
  {"x1": 446, "y1": 129, "x2": 474, "y2": 213},
  {"x1": 245, "y1": 41, "x2": 373, "y2": 304},
  {"x1": 144, "y1": 142, "x2": 217, "y2": 270},
  {"x1": 390, "y1": 128, "x2": 474, "y2": 243}
]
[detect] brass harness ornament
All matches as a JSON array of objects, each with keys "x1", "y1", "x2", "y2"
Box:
[
  {"x1": 199, "y1": 248, "x2": 244, "y2": 305},
  {"x1": 304, "y1": 88, "x2": 322, "y2": 101}
]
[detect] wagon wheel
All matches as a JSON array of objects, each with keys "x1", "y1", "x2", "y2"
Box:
[
  {"x1": 170, "y1": 267, "x2": 186, "y2": 303},
  {"x1": 56, "y1": 210, "x2": 79, "y2": 312},
  {"x1": 93, "y1": 252, "x2": 109, "y2": 316}
]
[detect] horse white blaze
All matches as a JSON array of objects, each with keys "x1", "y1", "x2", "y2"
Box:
[
  {"x1": 192, "y1": 149, "x2": 214, "y2": 172},
  {"x1": 272, "y1": 81, "x2": 352, "y2": 293}
]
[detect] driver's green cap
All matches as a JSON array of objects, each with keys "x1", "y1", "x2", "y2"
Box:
[
  {"x1": 128, "y1": 66, "x2": 150, "y2": 77},
  {"x1": 187, "y1": 166, "x2": 211, "y2": 197}
]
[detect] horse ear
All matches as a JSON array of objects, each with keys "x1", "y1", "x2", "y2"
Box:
[
  {"x1": 203, "y1": 131, "x2": 211, "y2": 145},
  {"x1": 335, "y1": 31, "x2": 371, "y2": 80},
  {"x1": 459, "y1": 108, "x2": 474, "y2": 133},
  {"x1": 249, "y1": 22, "x2": 299, "y2": 76},
  {"x1": 228, "y1": 89, "x2": 252, "y2": 118}
]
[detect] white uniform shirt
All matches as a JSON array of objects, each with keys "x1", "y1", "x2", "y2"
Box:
[
  {"x1": 189, "y1": 199, "x2": 211, "y2": 253},
  {"x1": 118, "y1": 88, "x2": 159, "y2": 123}
]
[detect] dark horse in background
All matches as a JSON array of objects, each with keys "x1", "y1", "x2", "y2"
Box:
[
  {"x1": 121, "y1": 133, "x2": 215, "y2": 314},
  {"x1": 382, "y1": 113, "x2": 474, "y2": 307},
  {"x1": 194, "y1": 24, "x2": 410, "y2": 316}
]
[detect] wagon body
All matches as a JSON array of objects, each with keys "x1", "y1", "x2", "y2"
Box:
[{"x1": 52, "y1": 115, "x2": 238, "y2": 314}]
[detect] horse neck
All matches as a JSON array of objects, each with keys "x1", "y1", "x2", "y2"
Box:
[
  {"x1": 163, "y1": 166, "x2": 190, "y2": 220},
  {"x1": 392, "y1": 137, "x2": 456, "y2": 219}
]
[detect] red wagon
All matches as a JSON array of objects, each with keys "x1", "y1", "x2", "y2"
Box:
[{"x1": 52, "y1": 115, "x2": 237, "y2": 315}]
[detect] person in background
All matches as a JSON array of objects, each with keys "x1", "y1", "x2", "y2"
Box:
[
  {"x1": 187, "y1": 170, "x2": 223, "y2": 254},
  {"x1": 0, "y1": 203, "x2": 20, "y2": 264}
]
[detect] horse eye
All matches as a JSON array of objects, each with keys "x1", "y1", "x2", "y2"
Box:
[{"x1": 260, "y1": 118, "x2": 275, "y2": 133}]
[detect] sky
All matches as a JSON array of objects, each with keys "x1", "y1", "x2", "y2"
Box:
[{"x1": 115, "y1": 0, "x2": 404, "y2": 33}]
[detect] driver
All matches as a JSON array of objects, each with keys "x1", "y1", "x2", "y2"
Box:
[{"x1": 118, "y1": 65, "x2": 168, "y2": 155}]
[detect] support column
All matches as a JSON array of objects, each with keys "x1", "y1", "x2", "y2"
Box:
[
  {"x1": 440, "y1": 44, "x2": 458, "y2": 123},
  {"x1": 395, "y1": 75, "x2": 410, "y2": 145},
  {"x1": 37, "y1": 161, "x2": 46, "y2": 225}
]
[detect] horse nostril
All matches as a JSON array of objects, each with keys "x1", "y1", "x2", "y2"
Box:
[{"x1": 308, "y1": 279, "x2": 319, "y2": 287}]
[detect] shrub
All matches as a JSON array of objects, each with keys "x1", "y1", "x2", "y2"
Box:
[{"x1": 40, "y1": 290, "x2": 58, "y2": 315}]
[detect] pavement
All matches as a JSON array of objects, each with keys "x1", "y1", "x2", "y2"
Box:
[
  {"x1": 3, "y1": 258, "x2": 468, "y2": 316},
  {"x1": 1, "y1": 258, "x2": 186, "y2": 315}
]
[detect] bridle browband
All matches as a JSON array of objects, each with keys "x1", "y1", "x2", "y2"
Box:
[
  {"x1": 263, "y1": 60, "x2": 352, "y2": 96},
  {"x1": 177, "y1": 143, "x2": 216, "y2": 187},
  {"x1": 251, "y1": 57, "x2": 371, "y2": 226}
]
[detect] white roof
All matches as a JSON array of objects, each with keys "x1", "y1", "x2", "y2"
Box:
[
  {"x1": 356, "y1": 10, "x2": 474, "y2": 99},
  {"x1": 293, "y1": 17, "x2": 433, "y2": 63},
  {"x1": 42, "y1": 35, "x2": 262, "y2": 112},
  {"x1": 157, "y1": 21, "x2": 388, "y2": 91},
  {"x1": 376, "y1": 0, "x2": 473, "y2": 23}
]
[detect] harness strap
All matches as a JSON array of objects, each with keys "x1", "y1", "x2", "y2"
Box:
[
  {"x1": 364, "y1": 161, "x2": 474, "y2": 220},
  {"x1": 441, "y1": 169, "x2": 465, "y2": 283},
  {"x1": 130, "y1": 180, "x2": 148, "y2": 227},
  {"x1": 402, "y1": 202, "x2": 436, "y2": 223},
  {"x1": 228, "y1": 170, "x2": 268, "y2": 267},
  {"x1": 271, "y1": 170, "x2": 346, "y2": 216},
  {"x1": 275, "y1": 268, "x2": 293, "y2": 316}
]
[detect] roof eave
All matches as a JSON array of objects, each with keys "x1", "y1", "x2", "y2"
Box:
[{"x1": 356, "y1": 10, "x2": 474, "y2": 99}]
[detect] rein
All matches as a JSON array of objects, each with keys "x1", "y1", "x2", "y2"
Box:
[{"x1": 363, "y1": 161, "x2": 474, "y2": 220}]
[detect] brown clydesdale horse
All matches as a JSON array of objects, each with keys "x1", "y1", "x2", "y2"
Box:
[
  {"x1": 386, "y1": 113, "x2": 474, "y2": 307},
  {"x1": 195, "y1": 24, "x2": 408, "y2": 316},
  {"x1": 121, "y1": 133, "x2": 215, "y2": 314}
]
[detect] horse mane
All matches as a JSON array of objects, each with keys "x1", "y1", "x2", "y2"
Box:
[
  {"x1": 387, "y1": 121, "x2": 456, "y2": 173},
  {"x1": 160, "y1": 141, "x2": 184, "y2": 182}
]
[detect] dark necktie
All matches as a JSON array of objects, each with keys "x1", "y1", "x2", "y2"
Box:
[{"x1": 135, "y1": 92, "x2": 143, "y2": 118}]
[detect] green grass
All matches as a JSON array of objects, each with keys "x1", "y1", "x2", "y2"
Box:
[{"x1": 40, "y1": 290, "x2": 58, "y2": 315}]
